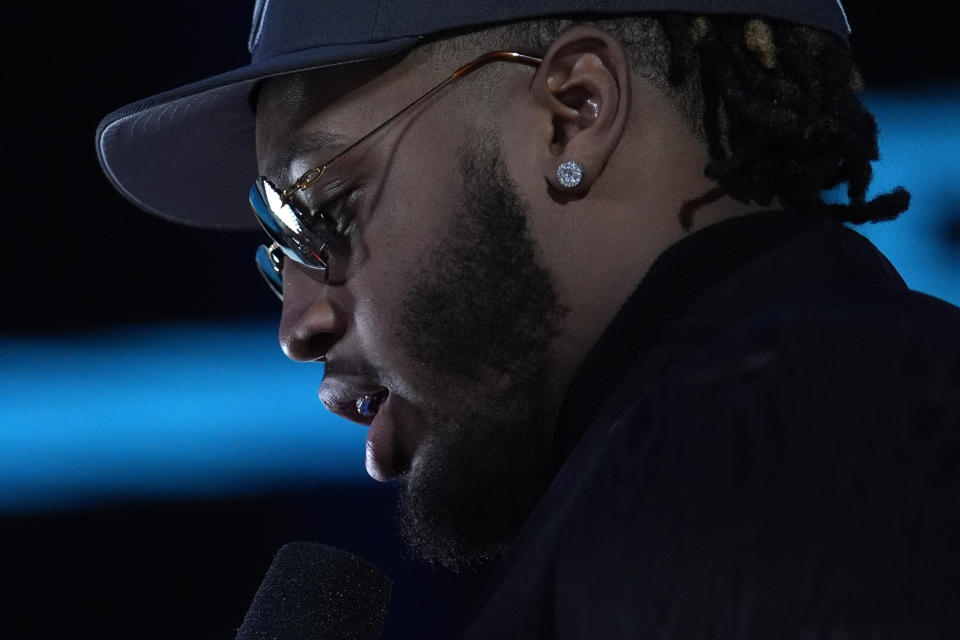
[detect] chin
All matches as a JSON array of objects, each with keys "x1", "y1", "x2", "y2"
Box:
[{"x1": 395, "y1": 406, "x2": 557, "y2": 572}]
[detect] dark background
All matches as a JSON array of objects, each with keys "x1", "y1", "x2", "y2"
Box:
[{"x1": 3, "y1": 2, "x2": 958, "y2": 639}]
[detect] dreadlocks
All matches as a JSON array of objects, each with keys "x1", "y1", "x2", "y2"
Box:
[
  {"x1": 417, "y1": 13, "x2": 910, "y2": 228},
  {"x1": 659, "y1": 14, "x2": 909, "y2": 227}
]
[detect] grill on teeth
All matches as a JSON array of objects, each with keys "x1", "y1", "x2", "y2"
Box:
[{"x1": 356, "y1": 394, "x2": 378, "y2": 417}]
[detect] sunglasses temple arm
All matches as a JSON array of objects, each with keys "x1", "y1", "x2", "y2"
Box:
[{"x1": 302, "y1": 52, "x2": 543, "y2": 183}]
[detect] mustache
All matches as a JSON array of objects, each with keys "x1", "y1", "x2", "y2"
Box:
[{"x1": 321, "y1": 357, "x2": 381, "y2": 380}]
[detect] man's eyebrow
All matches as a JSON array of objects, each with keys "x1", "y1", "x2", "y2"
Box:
[{"x1": 263, "y1": 129, "x2": 348, "y2": 187}]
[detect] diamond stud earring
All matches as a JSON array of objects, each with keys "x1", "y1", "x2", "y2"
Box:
[{"x1": 556, "y1": 160, "x2": 584, "y2": 189}]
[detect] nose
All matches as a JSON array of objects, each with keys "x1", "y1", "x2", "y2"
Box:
[{"x1": 278, "y1": 261, "x2": 345, "y2": 362}]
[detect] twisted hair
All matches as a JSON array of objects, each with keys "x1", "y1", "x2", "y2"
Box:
[
  {"x1": 659, "y1": 14, "x2": 908, "y2": 226},
  {"x1": 421, "y1": 13, "x2": 910, "y2": 227}
]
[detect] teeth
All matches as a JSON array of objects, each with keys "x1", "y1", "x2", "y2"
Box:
[{"x1": 355, "y1": 394, "x2": 380, "y2": 418}]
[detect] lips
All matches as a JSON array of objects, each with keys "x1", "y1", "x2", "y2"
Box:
[
  {"x1": 318, "y1": 377, "x2": 388, "y2": 426},
  {"x1": 318, "y1": 375, "x2": 404, "y2": 481},
  {"x1": 366, "y1": 392, "x2": 400, "y2": 482}
]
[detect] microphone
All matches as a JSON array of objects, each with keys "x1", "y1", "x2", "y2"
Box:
[{"x1": 235, "y1": 541, "x2": 392, "y2": 640}]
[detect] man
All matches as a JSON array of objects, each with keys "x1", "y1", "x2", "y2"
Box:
[{"x1": 97, "y1": 1, "x2": 960, "y2": 637}]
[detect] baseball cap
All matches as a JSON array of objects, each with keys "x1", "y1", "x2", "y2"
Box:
[{"x1": 95, "y1": 0, "x2": 851, "y2": 230}]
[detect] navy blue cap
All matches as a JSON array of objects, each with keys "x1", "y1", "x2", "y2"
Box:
[{"x1": 96, "y1": 0, "x2": 851, "y2": 229}]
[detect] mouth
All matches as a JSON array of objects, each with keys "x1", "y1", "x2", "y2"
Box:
[
  {"x1": 320, "y1": 382, "x2": 389, "y2": 425},
  {"x1": 318, "y1": 378, "x2": 405, "y2": 481}
]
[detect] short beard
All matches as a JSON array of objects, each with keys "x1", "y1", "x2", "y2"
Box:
[{"x1": 393, "y1": 135, "x2": 567, "y2": 571}]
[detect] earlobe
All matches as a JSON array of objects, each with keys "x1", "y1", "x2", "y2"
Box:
[{"x1": 533, "y1": 27, "x2": 631, "y2": 196}]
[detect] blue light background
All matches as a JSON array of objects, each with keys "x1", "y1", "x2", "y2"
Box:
[
  {"x1": 2, "y1": 87, "x2": 958, "y2": 514},
  {"x1": 851, "y1": 85, "x2": 960, "y2": 302},
  {"x1": 1, "y1": 322, "x2": 368, "y2": 513}
]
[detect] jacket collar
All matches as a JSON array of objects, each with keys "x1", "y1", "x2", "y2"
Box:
[{"x1": 553, "y1": 210, "x2": 906, "y2": 461}]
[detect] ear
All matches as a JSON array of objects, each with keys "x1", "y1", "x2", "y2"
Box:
[{"x1": 532, "y1": 26, "x2": 631, "y2": 196}]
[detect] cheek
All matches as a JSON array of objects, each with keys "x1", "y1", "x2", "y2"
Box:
[
  {"x1": 359, "y1": 130, "x2": 464, "y2": 295},
  {"x1": 348, "y1": 137, "x2": 462, "y2": 377},
  {"x1": 351, "y1": 280, "x2": 399, "y2": 366}
]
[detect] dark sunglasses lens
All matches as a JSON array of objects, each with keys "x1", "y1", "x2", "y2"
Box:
[{"x1": 255, "y1": 244, "x2": 283, "y2": 300}]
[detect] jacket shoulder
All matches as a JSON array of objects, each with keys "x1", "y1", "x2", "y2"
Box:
[{"x1": 549, "y1": 284, "x2": 960, "y2": 637}]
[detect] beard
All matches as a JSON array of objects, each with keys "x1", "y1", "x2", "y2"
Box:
[{"x1": 392, "y1": 135, "x2": 568, "y2": 571}]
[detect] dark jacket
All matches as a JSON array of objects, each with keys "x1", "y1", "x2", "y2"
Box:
[{"x1": 460, "y1": 211, "x2": 960, "y2": 638}]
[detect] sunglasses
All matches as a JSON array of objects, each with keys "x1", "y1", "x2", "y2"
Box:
[{"x1": 249, "y1": 50, "x2": 542, "y2": 300}]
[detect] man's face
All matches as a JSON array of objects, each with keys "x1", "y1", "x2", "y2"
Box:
[{"x1": 256, "y1": 58, "x2": 569, "y2": 568}]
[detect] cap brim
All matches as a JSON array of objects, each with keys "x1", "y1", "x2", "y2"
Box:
[{"x1": 96, "y1": 36, "x2": 418, "y2": 230}]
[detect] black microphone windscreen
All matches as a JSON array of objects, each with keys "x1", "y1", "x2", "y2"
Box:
[{"x1": 235, "y1": 541, "x2": 392, "y2": 640}]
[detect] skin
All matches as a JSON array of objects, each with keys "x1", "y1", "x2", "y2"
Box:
[{"x1": 255, "y1": 26, "x2": 759, "y2": 568}]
